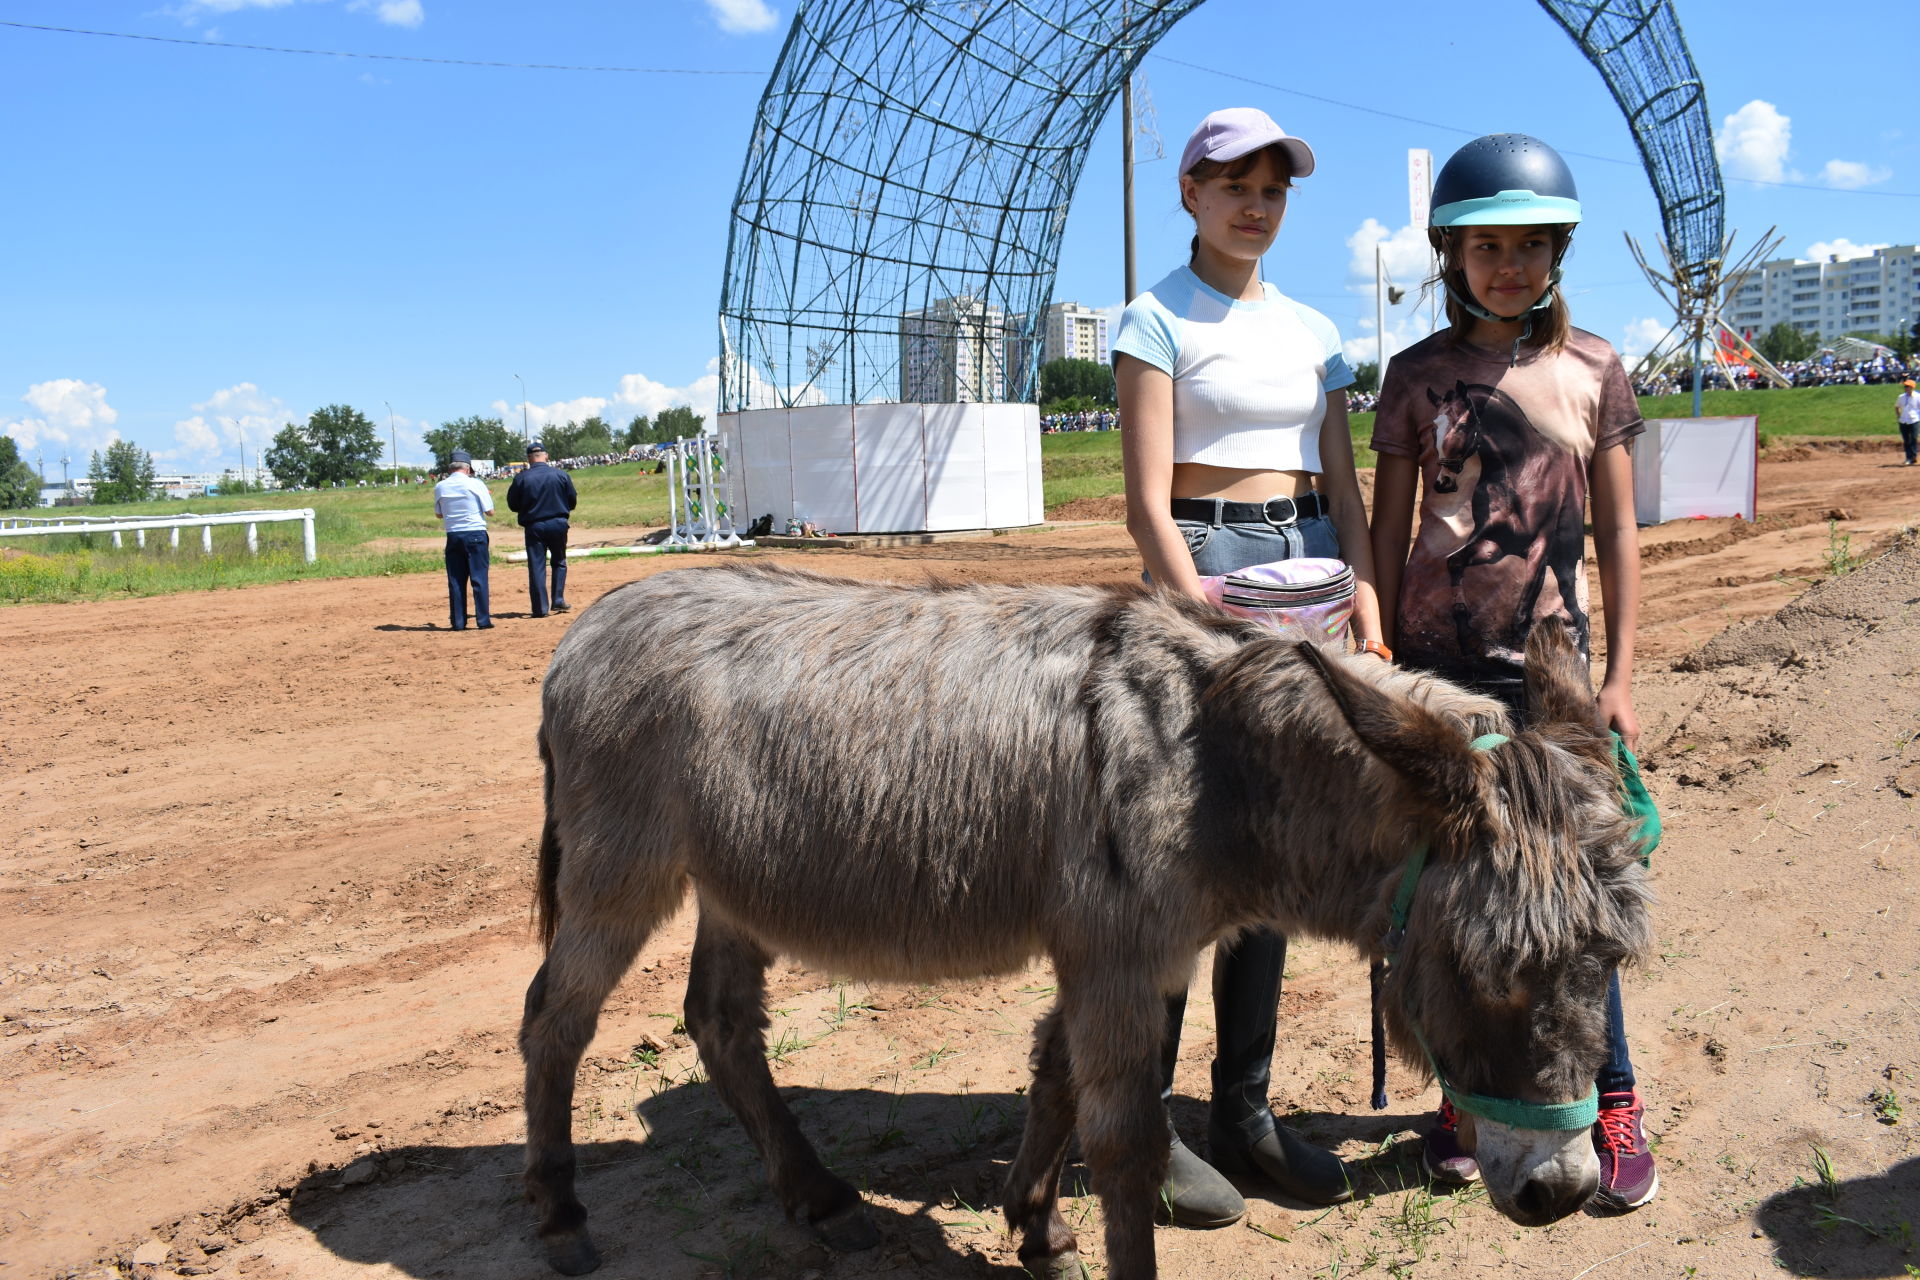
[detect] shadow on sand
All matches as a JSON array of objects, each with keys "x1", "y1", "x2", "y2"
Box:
[
  {"x1": 1757, "y1": 1154, "x2": 1919, "y2": 1278},
  {"x1": 281, "y1": 1081, "x2": 1455, "y2": 1278}
]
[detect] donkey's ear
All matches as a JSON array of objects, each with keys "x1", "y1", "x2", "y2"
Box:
[
  {"x1": 1295, "y1": 642, "x2": 1480, "y2": 808},
  {"x1": 1425, "y1": 386, "x2": 1441, "y2": 406},
  {"x1": 1523, "y1": 616, "x2": 1600, "y2": 729}
]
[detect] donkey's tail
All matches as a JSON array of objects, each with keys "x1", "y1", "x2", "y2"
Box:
[{"x1": 533, "y1": 724, "x2": 562, "y2": 949}]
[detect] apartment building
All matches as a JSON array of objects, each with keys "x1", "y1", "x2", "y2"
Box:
[
  {"x1": 899, "y1": 295, "x2": 1010, "y2": 403},
  {"x1": 1040, "y1": 301, "x2": 1110, "y2": 366},
  {"x1": 1724, "y1": 244, "x2": 1920, "y2": 341}
]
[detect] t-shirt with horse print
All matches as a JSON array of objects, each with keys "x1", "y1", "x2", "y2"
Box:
[{"x1": 1369, "y1": 327, "x2": 1643, "y2": 694}]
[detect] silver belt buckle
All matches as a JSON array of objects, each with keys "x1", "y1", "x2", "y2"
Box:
[{"x1": 1262, "y1": 495, "x2": 1299, "y2": 528}]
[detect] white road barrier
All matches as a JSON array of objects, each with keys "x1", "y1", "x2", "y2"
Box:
[{"x1": 0, "y1": 509, "x2": 319, "y2": 563}]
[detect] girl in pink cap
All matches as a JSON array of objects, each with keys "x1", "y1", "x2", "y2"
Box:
[{"x1": 1112, "y1": 106, "x2": 1385, "y2": 1227}]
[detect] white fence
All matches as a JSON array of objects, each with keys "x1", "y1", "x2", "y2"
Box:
[{"x1": 0, "y1": 509, "x2": 318, "y2": 563}]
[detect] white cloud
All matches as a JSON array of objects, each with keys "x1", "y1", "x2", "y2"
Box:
[
  {"x1": 1620, "y1": 317, "x2": 1670, "y2": 363},
  {"x1": 2, "y1": 379, "x2": 121, "y2": 455},
  {"x1": 172, "y1": 0, "x2": 422, "y2": 25},
  {"x1": 348, "y1": 0, "x2": 424, "y2": 27},
  {"x1": 170, "y1": 382, "x2": 302, "y2": 468},
  {"x1": 1716, "y1": 100, "x2": 1795, "y2": 183},
  {"x1": 1803, "y1": 238, "x2": 1889, "y2": 263},
  {"x1": 1819, "y1": 159, "x2": 1891, "y2": 190},
  {"x1": 1338, "y1": 219, "x2": 1438, "y2": 365},
  {"x1": 1346, "y1": 217, "x2": 1433, "y2": 287},
  {"x1": 705, "y1": 0, "x2": 779, "y2": 34}
]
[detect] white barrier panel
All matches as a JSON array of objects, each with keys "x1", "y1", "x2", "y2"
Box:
[
  {"x1": 923, "y1": 404, "x2": 989, "y2": 531},
  {"x1": 1632, "y1": 417, "x2": 1757, "y2": 524},
  {"x1": 788, "y1": 405, "x2": 860, "y2": 533},
  {"x1": 854, "y1": 403, "x2": 931, "y2": 531},
  {"x1": 730, "y1": 409, "x2": 791, "y2": 532},
  {"x1": 0, "y1": 509, "x2": 319, "y2": 562},
  {"x1": 717, "y1": 403, "x2": 1044, "y2": 533}
]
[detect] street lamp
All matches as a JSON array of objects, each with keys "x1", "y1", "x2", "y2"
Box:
[
  {"x1": 1374, "y1": 244, "x2": 1407, "y2": 383},
  {"x1": 384, "y1": 401, "x2": 399, "y2": 488},
  {"x1": 221, "y1": 417, "x2": 245, "y2": 490},
  {"x1": 513, "y1": 373, "x2": 531, "y2": 442}
]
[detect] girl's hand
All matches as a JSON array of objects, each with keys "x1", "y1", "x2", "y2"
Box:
[{"x1": 1597, "y1": 680, "x2": 1638, "y2": 749}]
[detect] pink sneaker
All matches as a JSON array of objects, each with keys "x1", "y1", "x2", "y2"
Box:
[
  {"x1": 1592, "y1": 1091, "x2": 1659, "y2": 1210},
  {"x1": 1422, "y1": 1098, "x2": 1480, "y2": 1185}
]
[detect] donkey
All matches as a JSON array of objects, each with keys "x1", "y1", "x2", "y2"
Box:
[
  {"x1": 1429, "y1": 380, "x2": 1589, "y2": 659},
  {"x1": 520, "y1": 563, "x2": 1650, "y2": 1279}
]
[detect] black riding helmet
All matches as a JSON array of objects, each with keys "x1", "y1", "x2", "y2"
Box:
[{"x1": 1428, "y1": 134, "x2": 1583, "y2": 333}]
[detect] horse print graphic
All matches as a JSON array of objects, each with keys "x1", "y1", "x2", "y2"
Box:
[{"x1": 1427, "y1": 379, "x2": 1588, "y2": 662}]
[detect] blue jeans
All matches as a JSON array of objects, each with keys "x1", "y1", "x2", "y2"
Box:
[
  {"x1": 1161, "y1": 505, "x2": 1344, "y2": 1127},
  {"x1": 444, "y1": 530, "x2": 491, "y2": 629},
  {"x1": 1455, "y1": 675, "x2": 1637, "y2": 1096},
  {"x1": 524, "y1": 518, "x2": 569, "y2": 615},
  {"x1": 1175, "y1": 509, "x2": 1341, "y2": 576}
]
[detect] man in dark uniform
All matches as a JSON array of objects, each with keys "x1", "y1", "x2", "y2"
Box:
[{"x1": 506, "y1": 440, "x2": 578, "y2": 617}]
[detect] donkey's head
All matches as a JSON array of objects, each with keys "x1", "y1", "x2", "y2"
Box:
[{"x1": 1304, "y1": 621, "x2": 1652, "y2": 1225}]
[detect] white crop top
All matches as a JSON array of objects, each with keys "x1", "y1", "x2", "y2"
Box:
[{"x1": 1111, "y1": 266, "x2": 1354, "y2": 471}]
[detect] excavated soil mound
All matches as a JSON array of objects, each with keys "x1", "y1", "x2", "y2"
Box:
[{"x1": 1678, "y1": 528, "x2": 1919, "y2": 669}]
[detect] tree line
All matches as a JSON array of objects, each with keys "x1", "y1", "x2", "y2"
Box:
[
  {"x1": 0, "y1": 403, "x2": 720, "y2": 509},
  {"x1": 420, "y1": 406, "x2": 705, "y2": 472}
]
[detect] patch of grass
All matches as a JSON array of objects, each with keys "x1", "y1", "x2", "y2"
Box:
[
  {"x1": 3, "y1": 463, "x2": 673, "y2": 605},
  {"x1": 1637, "y1": 382, "x2": 1900, "y2": 445},
  {"x1": 1823, "y1": 519, "x2": 1870, "y2": 577}
]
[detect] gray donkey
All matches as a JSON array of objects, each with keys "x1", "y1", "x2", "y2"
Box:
[{"x1": 520, "y1": 563, "x2": 1651, "y2": 1279}]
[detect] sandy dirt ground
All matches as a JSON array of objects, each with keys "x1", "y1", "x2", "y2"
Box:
[{"x1": 5, "y1": 443, "x2": 1918, "y2": 1280}]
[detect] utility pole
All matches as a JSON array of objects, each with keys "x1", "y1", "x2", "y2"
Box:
[
  {"x1": 1376, "y1": 245, "x2": 1388, "y2": 386},
  {"x1": 1120, "y1": 6, "x2": 1137, "y2": 304},
  {"x1": 514, "y1": 373, "x2": 531, "y2": 442},
  {"x1": 384, "y1": 401, "x2": 399, "y2": 487}
]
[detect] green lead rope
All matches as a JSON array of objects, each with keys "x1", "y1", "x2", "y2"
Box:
[{"x1": 1366, "y1": 730, "x2": 1654, "y2": 1130}]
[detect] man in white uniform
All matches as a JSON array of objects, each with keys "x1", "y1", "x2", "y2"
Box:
[
  {"x1": 1896, "y1": 378, "x2": 1919, "y2": 467},
  {"x1": 433, "y1": 449, "x2": 495, "y2": 630}
]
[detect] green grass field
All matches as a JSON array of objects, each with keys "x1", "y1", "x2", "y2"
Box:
[
  {"x1": 3, "y1": 384, "x2": 1897, "y2": 605},
  {"x1": 0, "y1": 464, "x2": 675, "y2": 605}
]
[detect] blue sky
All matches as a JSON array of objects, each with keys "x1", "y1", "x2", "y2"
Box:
[{"x1": 3, "y1": 0, "x2": 1915, "y2": 475}]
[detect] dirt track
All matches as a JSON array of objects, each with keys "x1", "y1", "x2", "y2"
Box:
[{"x1": 5, "y1": 445, "x2": 1918, "y2": 1280}]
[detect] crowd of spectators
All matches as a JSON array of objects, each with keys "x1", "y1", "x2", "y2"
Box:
[
  {"x1": 1042, "y1": 409, "x2": 1119, "y2": 432},
  {"x1": 1345, "y1": 389, "x2": 1379, "y2": 414},
  {"x1": 1633, "y1": 352, "x2": 1913, "y2": 396}
]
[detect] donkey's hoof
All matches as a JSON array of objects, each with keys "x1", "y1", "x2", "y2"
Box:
[
  {"x1": 1021, "y1": 1250, "x2": 1087, "y2": 1280},
  {"x1": 541, "y1": 1230, "x2": 602, "y2": 1275},
  {"x1": 812, "y1": 1201, "x2": 881, "y2": 1252}
]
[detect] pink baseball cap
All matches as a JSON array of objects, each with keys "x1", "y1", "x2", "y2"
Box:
[{"x1": 1178, "y1": 107, "x2": 1316, "y2": 179}]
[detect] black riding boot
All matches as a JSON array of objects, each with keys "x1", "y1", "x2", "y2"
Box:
[
  {"x1": 1159, "y1": 987, "x2": 1245, "y2": 1227},
  {"x1": 551, "y1": 562, "x2": 569, "y2": 612},
  {"x1": 1204, "y1": 928, "x2": 1353, "y2": 1205}
]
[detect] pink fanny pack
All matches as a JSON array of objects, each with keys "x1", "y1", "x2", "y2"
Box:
[{"x1": 1200, "y1": 557, "x2": 1355, "y2": 644}]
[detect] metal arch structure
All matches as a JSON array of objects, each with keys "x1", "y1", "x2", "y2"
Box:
[{"x1": 718, "y1": 0, "x2": 1726, "y2": 414}]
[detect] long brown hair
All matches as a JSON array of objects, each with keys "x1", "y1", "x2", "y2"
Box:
[
  {"x1": 1425, "y1": 225, "x2": 1575, "y2": 354},
  {"x1": 1182, "y1": 144, "x2": 1295, "y2": 261}
]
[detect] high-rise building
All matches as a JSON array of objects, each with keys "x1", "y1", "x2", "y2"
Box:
[
  {"x1": 899, "y1": 295, "x2": 1010, "y2": 403},
  {"x1": 1041, "y1": 301, "x2": 1110, "y2": 366},
  {"x1": 1723, "y1": 244, "x2": 1920, "y2": 341}
]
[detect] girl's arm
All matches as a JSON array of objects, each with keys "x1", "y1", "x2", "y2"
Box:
[
  {"x1": 1315, "y1": 395, "x2": 1384, "y2": 648},
  {"x1": 1367, "y1": 454, "x2": 1419, "y2": 650},
  {"x1": 1117, "y1": 354, "x2": 1207, "y2": 599},
  {"x1": 1590, "y1": 442, "x2": 1640, "y2": 746}
]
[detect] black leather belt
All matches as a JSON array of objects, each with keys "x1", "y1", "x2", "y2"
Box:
[{"x1": 1169, "y1": 493, "x2": 1327, "y2": 526}]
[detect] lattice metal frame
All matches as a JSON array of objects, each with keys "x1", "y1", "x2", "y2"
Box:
[{"x1": 719, "y1": 0, "x2": 1726, "y2": 413}]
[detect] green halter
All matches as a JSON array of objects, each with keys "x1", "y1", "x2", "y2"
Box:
[{"x1": 1375, "y1": 731, "x2": 1601, "y2": 1132}]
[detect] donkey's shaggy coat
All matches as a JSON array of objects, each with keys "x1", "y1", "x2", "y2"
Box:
[{"x1": 520, "y1": 564, "x2": 1650, "y2": 1278}]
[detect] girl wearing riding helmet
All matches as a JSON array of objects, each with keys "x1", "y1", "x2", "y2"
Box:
[
  {"x1": 1367, "y1": 133, "x2": 1656, "y2": 1211},
  {"x1": 1113, "y1": 106, "x2": 1386, "y2": 1228}
]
